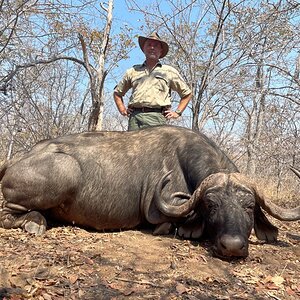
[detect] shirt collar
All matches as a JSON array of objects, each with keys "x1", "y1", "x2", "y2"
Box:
[{"x1": 142, "y1": 61, "x2": 162, "y2": 68}]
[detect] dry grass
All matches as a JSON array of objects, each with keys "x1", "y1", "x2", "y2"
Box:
[{"x1": 254, "y1": 174, "x2": 300, "y2": 208}]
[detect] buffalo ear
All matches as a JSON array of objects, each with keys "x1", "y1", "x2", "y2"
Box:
[{"x1": 254, "y1": 204, "x2": 278, "y2": 242}]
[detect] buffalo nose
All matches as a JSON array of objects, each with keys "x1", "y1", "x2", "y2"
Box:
[{"x1": 218, "y1": 234, "x2": 248, "y2": 257}]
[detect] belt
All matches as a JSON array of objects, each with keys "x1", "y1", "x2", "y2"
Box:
[{"x1": 130, "y1": 106, "x2": 166, "y2": 113}]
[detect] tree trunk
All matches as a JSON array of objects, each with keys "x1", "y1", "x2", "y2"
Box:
[
  {"x1": 88, "y1": 0, "x2": 113, "y2": 132},
  {"x1": 245, "y1": 62, "x2": 266, "y2": 176}
]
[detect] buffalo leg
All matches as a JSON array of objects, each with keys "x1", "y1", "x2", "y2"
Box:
[
  {"x1": 0, "y1": 204, "x2": 47, "y2": 235},
  {"x1": 153, "y1": 222, "x2": 173, "y2": 235},
  {"x1": 178, "y1": 222, "x2": 204, "y2": 239}
]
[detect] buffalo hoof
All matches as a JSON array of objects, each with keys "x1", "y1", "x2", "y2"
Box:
[
  {"x1": 22, "y1": 211, "x2": 47, "y2": 235},
  {"x1": 153, "y1": 222, "x2": 173, "y2": 235},
  {"x1": 0, "y1": 208, "x2": 47, "y2": 235},
  {"x1": 178, "y1": 222, "x2": 204, "y2": 239},
  {"x1": 24, "y1": 221, "x2": 46, "y2": 235}
]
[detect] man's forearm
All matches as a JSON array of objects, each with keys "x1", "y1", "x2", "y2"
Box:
[
  {"x1": 114, "y1": 92, "x2": 127, "y2": 116},
  {"x1": 177, "y1": 93, "x2": 192, "y2": 113}
]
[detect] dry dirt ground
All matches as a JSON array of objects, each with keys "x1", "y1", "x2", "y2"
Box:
[{"x1": 0, "y1": 216, "x2": 299, "y2": 300}]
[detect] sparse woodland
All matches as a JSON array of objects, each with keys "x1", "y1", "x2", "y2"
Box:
[
  {"x1": 0, "y1": 1, "x2": 299, "y2": 299},
  {"x1": 1, "y1": 1, "x2": 299, "y2": 190}
]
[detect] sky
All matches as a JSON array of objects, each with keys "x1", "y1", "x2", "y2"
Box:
[
  {"x1": 113, "y1": 0, "x2": 147, "y2": 65},
  {"x1": 105, "y1": 1, "x2": 152, "y2": 93}
]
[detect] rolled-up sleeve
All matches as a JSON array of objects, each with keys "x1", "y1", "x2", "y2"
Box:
[
  {"x1": 169, "y1": 68, "x2": 192, "y2": 98},
  {"x1": 114, "y1": 70, "x2": 132, "y2": 96}
]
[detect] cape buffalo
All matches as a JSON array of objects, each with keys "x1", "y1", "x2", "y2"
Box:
[{"x1": 0, "y1": 126, "x2": 299, "y2": 258}]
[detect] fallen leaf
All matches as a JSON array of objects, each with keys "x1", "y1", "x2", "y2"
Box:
[
  {"x1": 271, "y1": 275, "x2": 285, "y2": 286},
  {"x1": 176, "y1": 283, "x2": 188, "y2": 294},
  {"x1": 265, "y1": 283, "x2": 280, "y2": 290},
  {"x1": 68, "y1": 274, "x2": 78, "y2": 284},
  {"x1": 122, "y1": 288, "x2": 134, "y2": 296},
  {"x1": 41, "y1": 292, "x2": 52, "y2": 300},
  {"x1": 286, "y1": 286, "x2": 295, "y2": 296},
  {"x1": 35, "y1": 267, "x2": 50, "y2": 280},
  {"x1": 107, "y1": 282, "x2": 121, "y2": 290},
  {"x1": 83, "y1": 257, "x2": 94, "y2": 264},
  {"x1": 78, "y1": 289, "x2": 85, "y2": 298},
  {"x1": 261, "y1": 275, "x2": 285, "y2": 290}
]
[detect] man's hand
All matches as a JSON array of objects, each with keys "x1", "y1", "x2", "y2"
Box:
[
  {"x1": 121, "y1": 107, "x2": 133, "y2": 117},
  {"x1": 164, "y1": 109, "x2": 181, "y2": 119}
]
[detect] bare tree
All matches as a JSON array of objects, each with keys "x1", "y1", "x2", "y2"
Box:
[
  {"x1": 125, "y1": 0, "x2": 300, "y2": 181},
  {"x1": 79, "y1": 0, "x2": 113, "y2": 131},
  {"x1": 0, "y1": 0, "x2": 39, "y2": 94},
  {"x1": 0, "y1": 0, "x2": 136, "y2": 157},
  {"x1": 126, "y1": 0, "x2": 247, "y2": 132},
  {"x1": 1, "y1": 1, "x2": 135, "y2": 134},
  {"x1": 231, "y1": 1, "x2": 300, "y2": 174}
]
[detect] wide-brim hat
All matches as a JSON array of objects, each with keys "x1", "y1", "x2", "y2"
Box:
[{"x1": 138, "y1": 32, "x2": 169, "y2": 58}]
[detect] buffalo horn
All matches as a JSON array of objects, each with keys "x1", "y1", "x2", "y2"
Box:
[
  {"x1": 154, "y1": 171, "x2": 212, "y2": 217},
  {"x1": 252, "y1": 169, "x2": 300, "y2": 221},
  {"x1": 290, "y1": 166, "x2": 300, "y2": 179}
]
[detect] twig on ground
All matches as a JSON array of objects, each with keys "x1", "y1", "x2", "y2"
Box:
[{"x1": 114, "y1": 277, "x2": 164, "y2": 288}]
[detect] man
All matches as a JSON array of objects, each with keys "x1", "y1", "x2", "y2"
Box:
[{"x1": 113, "y1": 32, "x2": 192, "y2": 131}]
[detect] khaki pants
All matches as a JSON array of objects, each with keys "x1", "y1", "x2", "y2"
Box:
[{"x1": 128, "y1": 111, "x2": 167, "y2": 131}]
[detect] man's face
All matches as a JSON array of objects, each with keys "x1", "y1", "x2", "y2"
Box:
[{"x1": 143, "y1": 39, "x2": 162, "y2": 60}]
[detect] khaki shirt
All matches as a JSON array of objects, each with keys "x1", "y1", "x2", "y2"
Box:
[{"x1": 114, "y1": 62, "x2": 191, "y2": 108}]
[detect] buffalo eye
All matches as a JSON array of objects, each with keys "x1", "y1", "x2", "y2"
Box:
[
  {"x1": 245, "y1": 203, "x2": 255, "y2": 215},
  {"x1": 204, "y1": 195, "x2": 219, "y2": 214},
  {"x1": 236, "y1": 190, "x2": 255, "y2": 215}
]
